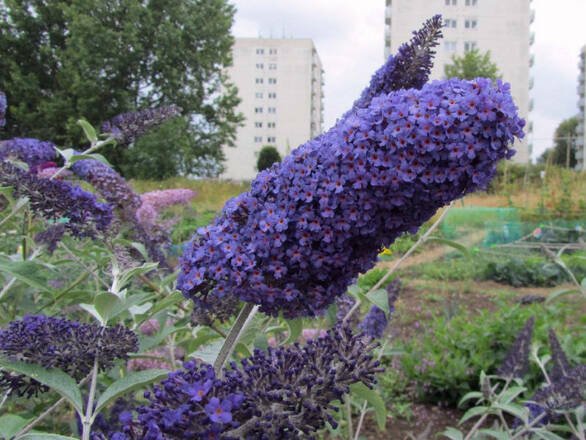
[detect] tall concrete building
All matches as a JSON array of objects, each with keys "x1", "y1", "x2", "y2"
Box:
[
  {"x1": 223, "y1": 38, "x2": 324, "y2": 180},
  {"x1": 384, "y1": 0, "x2": 534, "y2": 163},
  {"x1": 577, "y1": 46, "x2": 586, "y2": 171}
]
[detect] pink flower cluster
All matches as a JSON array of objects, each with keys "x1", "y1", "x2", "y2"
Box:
[{"x1": 136, "y1": 189, "x2": 197, "y2": 235}]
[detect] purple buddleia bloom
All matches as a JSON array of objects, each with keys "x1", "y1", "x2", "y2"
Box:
[
  {"x1": 0, "y1": 91, "x2": 6, "y2": 127},
  {"x1": 34, "y1": 224, "x2": 66, "y2": 254},
  {"x1": 350, "y1": 15, "x2": 443, "y2": 113},
  {"x1": 75, "y1": 398, "x2": 135, "y2": 440},
  {"x1": 0, "y1": 315, "x2": 138, "y2": 397},
  {"x1": 0, "y1": 138, "x2": 57, "y2": 168},
  {"x1": 191, "y1": 291, "x2": 240, "y2": 326},
  {"x1": 497, "y1": 316, "x2": 535, "y2": 380},
  {"x1": 548, "y1": 329, "x2": 572, "y2": 383},
  {"x1": 102, "y1": 105, "x2": 182, "y2": 147},
  {"x1": 359, "y1": 279, "x2": 401, "y2": 339},
  {"x1": 114, "y1": 326, "x2": 382, "y2": 439},
  {"x1": 178, "y1": 75, "x2": 524, "y2": 318},
  {"x1": 0, "y1": 161, "x2": 112, "y2": 238}
]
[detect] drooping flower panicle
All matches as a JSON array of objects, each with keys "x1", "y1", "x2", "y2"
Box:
[
  {"x1": 113, "y1": 326, "x2": 382, "y2": 440},
  {"x1": 0, "y1": 161, "x2": 112, "y2": 238},
  {"x1": 0, "y1": 91, "x2": 7, "y2": 127},
  {"x1": 497, "y1": 316, "x2": 535, "y2": 380},
  {"x1": 0, "y1": 315, "x2": 138, "y2": 397},
  {"x1": 179, "y1": 75, "x2": 524, "y2": 318},
  {"x1": 102, "y1": 105, "x2": 182, "y2": 147}
]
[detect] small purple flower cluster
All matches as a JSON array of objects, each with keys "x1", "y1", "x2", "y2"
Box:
[
  {"x1": 179, "y1": 75, "x2": 524, "y2": 318},
  {"x1": 0, "y1": 315, "x2": 138, "y2": 397},
  {"x1": 0, "y1": 138, "x2": 57, "y2": 168},
  {"x1": 359, "y1": 279, "x2": 401, "y2": 339},
  {"x1": 102, "y1": 105, "x2": 182, "y2": 147},
  {"x1": 0, "y1": 91, "x2": 6, "y2": 127},
  {"x1": 115, "y1": 326, "x2": 382, "y2": 439},
  {"x1": 497, "y1": 316, "x2": 534, "y2": 380},
  {"x1": 0, "y1": 161, "x2": 112, "y2": 238}
]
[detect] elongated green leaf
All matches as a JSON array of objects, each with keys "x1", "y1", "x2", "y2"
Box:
[
  {"x1": 189, "y1": 340, "x2": 224, "y2": 364},
  {"x1": 118, "y1": 263, "x2": 159, "y2": 290},
  {"x1": 459, "y1": 405, "x2": 487, "y2": 424},
  {"x1": 0, "y1": 259, "x2": 50, "y2": 292},
  {"x1": 499, "y1": 385, "x2": 527, "y2": 404},
  {"x1": 94, "y1": 369, "x2": 168, "y2": 416},
  {"x1": 94, "y1": 292, "x2": 122, "y2": 324},
  {"x1": 427, "y1": 237, "x2": 470, "y2": 257},
  {"x1": 477, "y1": 429, "x2": 511, "y2": 440},
  {"x1": 349, "y1": 383, "x2": 386, "y2": 429},
  {"x1": 19, "y1": 434, "x2": 79, "y2": 440},
  {"x1": 69, "y1": 153, "x2": 112, "y2": 167},
  {"x1": 0, "y1": 414, "x2": 31, "y2": 439},
  {"x1": 0, "y1": 360, "x2": 83, "y2": 414},
  {"x1": 79, "y1": 303, "x2": 103, "y2": 324},
  {"x1": 458, "y1": 391, "x2": 483, "y2": 408},
  {"x1": 147, "y1": 291, "x2": 185, "y2": 317},
  {"x1": 77, "y1": 119, "x2": 97, "y2": 143},
  {"x1": 440, "y1": 427, "x2": 464, "y2": 440},
  {"x1": 139, "y1": 324, "x2": 188, "y2": 352},
  {"x1": 531, "y1": 430, "x2": 567, "y2": 440},
  {"x1": 365, "y1": 289, "x2": 390, "y2": 315},
  {"x1": 546, "y1": 288, "x2": 581, "y2": 304},
  {"x1": 347, "y1": 284, "x2": 363, "y2": 299},
  {"x1": 285, "y1": 318, "x2": 303, "y2": 344},
  {"x1": 494, "y1": 403, "x2": 527, "y2": 423}
]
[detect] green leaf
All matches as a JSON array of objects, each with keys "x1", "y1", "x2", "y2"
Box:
[
  {"x1": 427, "y1": 237, "x2": 470, "y2": 257},
  {"x1": 285, "y1": 318, "x2": 302, "y2": 344},
  {"x1": 0, "y1": 259, "x2": 50, "y2": 293},
  {"x1": 347, "y1": 284, "x2": 363, "y2": 299},
  {"x1": 477, "y1": 429, "x2": 511, "y2": 440},
  {"x1": 440, "y1": 427, "x2": 464, "y2": 440},
  {"x1": 459, "y1": 405, "x2": 487, "y2": 424},
  {"x1": 0, "y1": 414, "x2": 31, "y2": 439},
  {"x1": 189, "y1": 339, "x2": 224, "y2": 364},
  {"x1": 499, "y1": 385, "x2": 527, "y2": 404},
  {"x1": 118, "y1": 263, "x2": 159, "y2": 290},
  {"x1": 0, "y1": 360, "x2": 83, "y2": 415},
  {"x1": 545, "y1": 288, "x2": 581, "y2": 304},
  {"x1": 147, "y1": 291, "x2": 185, "y2": 317},
  {"x1": 349, "y1": 383, "x2": 386, "y2": 430},
  {"x1": 493, "y1": 403, "x2": 527, "y2": 423},
  {"x1": 234, "y1": 342, "x2": 252, "y2": 358},
  {"x1": 18, "y1": 434, "x2": 80, "y2": 440},
  {"x1": 365, "y1": 289, "x2": 390, "y2": 315},
  {"x1": 77, "y1": 119, "x2": 98, "y2": 143},
  {"x1": 531, "y1": 430, "x2": 567, "y2": 440},
  {"x1": 79, "y1": 303, "x2": 102, "y2": 323},
  {"x1": 56, "y1": 147, "x2": 75, "y2": 162},
  {"x1": 69, "y1": 153, "x2": 112, "y2": 167},
  {"x1": 139, "y1": 324, "x2": 188, "y2": 352},
  {"x1": 458, "y1": 391, "x2": 483, "y2": 408},
  {"x1": 94, "y1": 369, "x2": 168, "y2": 417},
  {"x1": 94, "y1": 292, "x2": 123, "y2": 324}
]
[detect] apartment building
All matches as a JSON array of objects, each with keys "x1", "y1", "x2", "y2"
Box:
[
  {"x1": 223, "y1": 38, "x2": 324, "y2": 180},
  {"x1": 577, "y1": 46, "x2": 586, "y2": 170},
  {"x1": 384, "y1": 0, "x2": 534, "y2": 163}
]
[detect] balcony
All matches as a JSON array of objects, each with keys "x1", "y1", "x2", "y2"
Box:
[
  {"x1": 529, "y1": 77, "x2": 534, "y2": 90},
  {"x1": 529, "y1": 32, "x2": 535, "y2": 46},
  {"x1": 530, "y1": 9, "x2": 535, "y2": 24},
  {"x1": 529, "y1": 54, "x2": 535, "y2": 67}
]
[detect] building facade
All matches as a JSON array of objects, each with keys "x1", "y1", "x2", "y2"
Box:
[
  {"x1": 384, "y1": 0, "x2": 534, "y2": 163},
  {"x1": 223, "y1": 38, "x2": 324, "y2": 180},
  {"x1": 577, "y1": 46, "x2": 586, "y2": 171}
]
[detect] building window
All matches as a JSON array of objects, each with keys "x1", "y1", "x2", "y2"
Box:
[
  {"x1": 444, "y1": 41, "x2": 457, "y2": 51},
  {"x1": 268, "y1": 92, "x2": 276, "y2": 99},
  {"x1": 267, "y1": 136, "x2": 276, "y2": 143},
  {"x1": 268, "y1": 78, "x2": 277, "y2": 84},
  {"x1": 445, "y1": 0, "x2": 457, "y2": 5},
  {"x1": 268, "y1": 107, "x2": 276, "y2": 114},
  {"x1": 465, "y1": 0, "x2": 477, "y2": 5},
  {"x1": 465, "y1": 19, "x2": 477, "y2": 28},
  {"x1": 254, "y1": 136, "x2": 262, "y2": 143},
  {"x1": 255, "y1": 92, "x2": 263, "y2": 99},
  {"x1": 464, "y1": 41, "x2": 477, "y2": 52},
  {"x1": 256, "y1": 48, "x2": 264, "y2": 55},
  {"x1": 267, "y1": 122, "x2": 276, "y2": 128},
  {"x1": 444, "y1": 19, "x2": 457, "y2": 28},
  {"x1": 254, "y1": 107, "x2": 263, "y2": 113},
  {"x1": 256, "y1": 63, "x2": 264, "y2": 69},
  {"x1": 255, "y1": 122, "x2": 263, "y2": 128},
  {"x1": 269, "y1": 48, "x2": 277, "y2": 55},
  {"x1": 255, "y1": 78, "x2": 263, "y2": 84},
  {"x1": 269, "y1": 63, "x2": 277, "y2": 70}
]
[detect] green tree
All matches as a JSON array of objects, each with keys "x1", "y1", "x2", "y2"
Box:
[
  {"x1": 0, "y1": 0, "x2": 243, "y2": 178},
  {"x1": 537, "y1": 117, "x2": 579, "y2": 168},
  {"x1": 256, "y1": 145, "x2": 282, "y2": 171},
  {"x1": 444, "y1": 49, "x2": 500, "y2": 80}
]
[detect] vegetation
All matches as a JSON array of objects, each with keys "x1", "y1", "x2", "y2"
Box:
[
  {"x1": 444, "y1": 48, "x2": 500, "y2": 80},
  {"x1": 256, "y1": 145, "x2": 282, "y2": 171},
  {"x1": 537, "y1": 116, "x2": 579, "y2": 168},
  {"x1": 0, "y1": 0, "x2": 243, "y2": 178}
]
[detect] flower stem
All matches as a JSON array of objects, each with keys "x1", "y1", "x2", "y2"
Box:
[
  {"x1": 213, "y1": 302, "x2": 257, "y2": 377},
  {"x1": 82, "y1": 357, "x2": 99, "y2": 440}
]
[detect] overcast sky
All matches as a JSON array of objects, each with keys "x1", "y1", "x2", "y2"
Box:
[{"x1": 230, "y1": 0, "x2": 586, "y2": 161}]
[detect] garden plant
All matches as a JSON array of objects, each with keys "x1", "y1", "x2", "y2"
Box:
[{"x1": 0, "y1": 14, "x2": 582, "y2": 440}]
